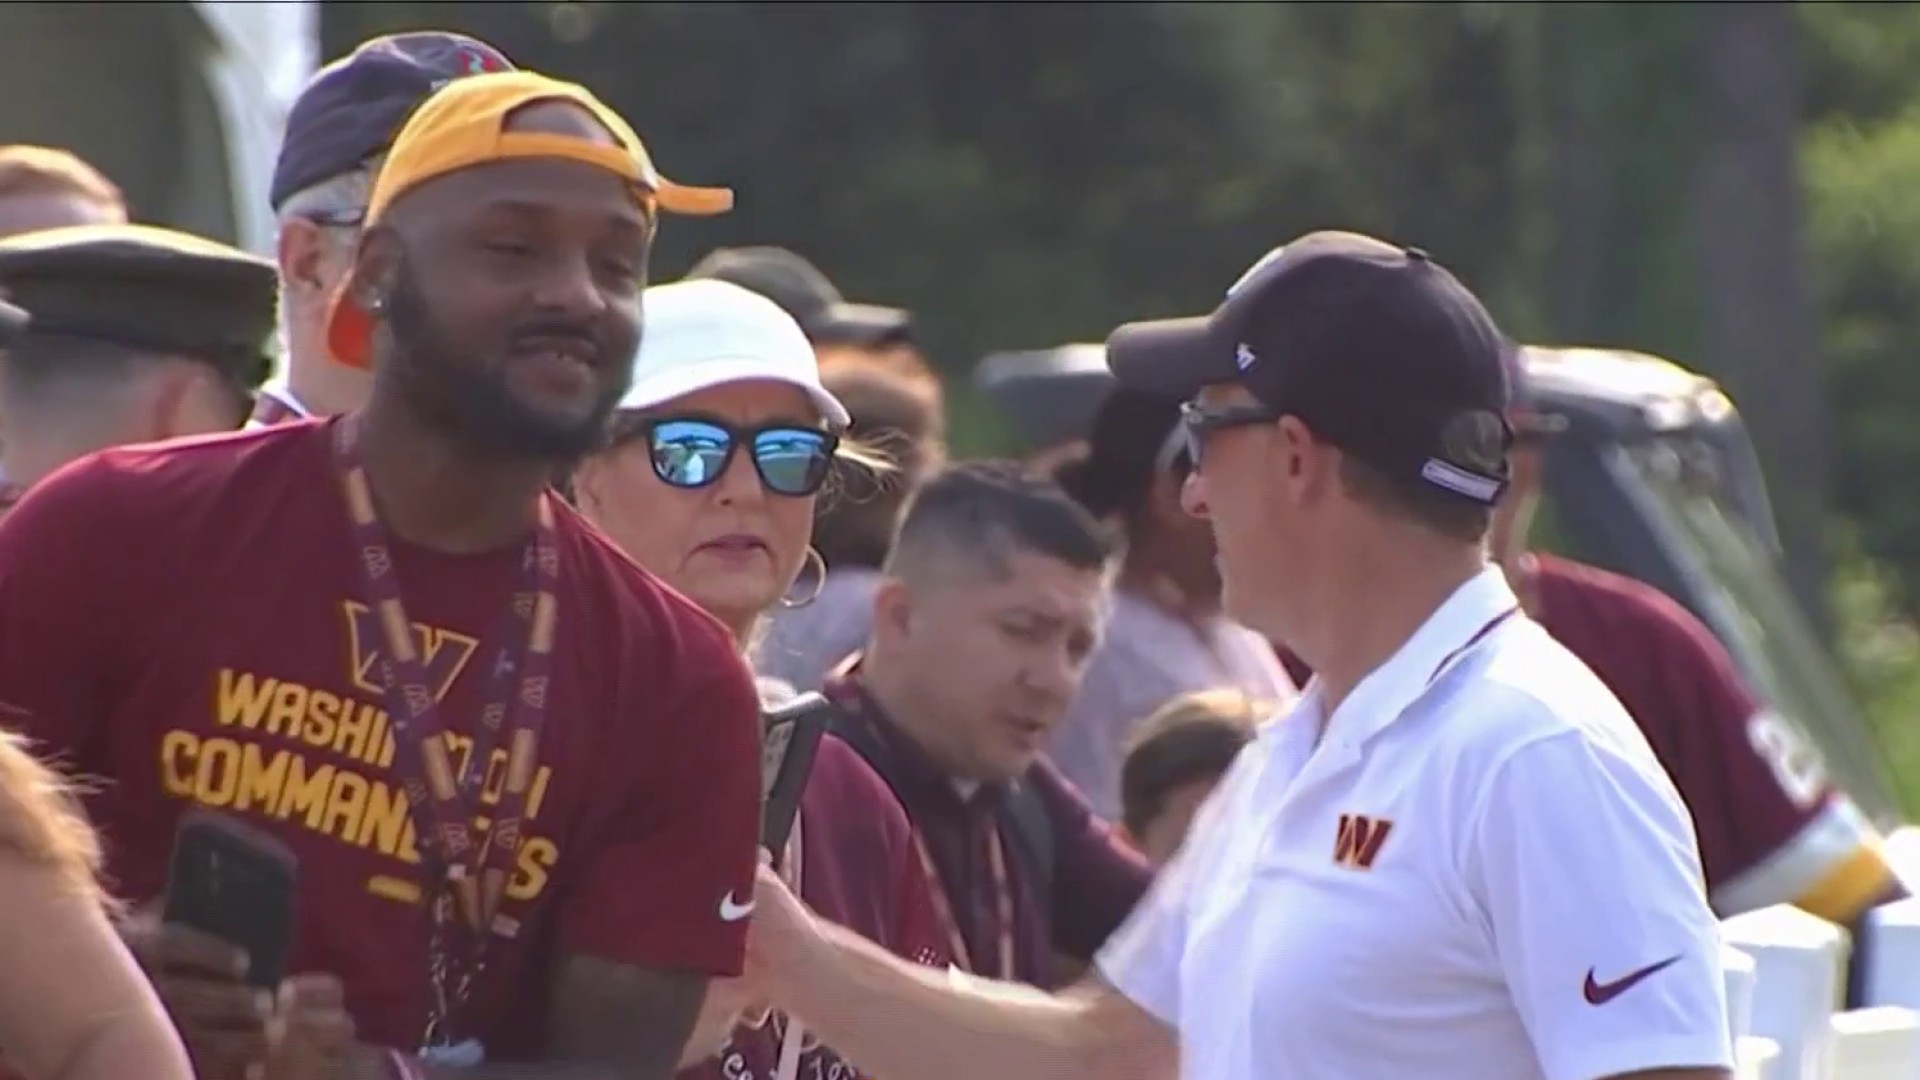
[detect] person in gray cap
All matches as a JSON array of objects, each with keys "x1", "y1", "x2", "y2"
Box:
[
  {"x1": 0, "y1": 223, "x2": 277, "y2": 506},
  {"x1": 686, "y1": 246, "x2": 914, "y2": 353}
]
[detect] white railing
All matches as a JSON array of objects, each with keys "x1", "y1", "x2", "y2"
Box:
[{"x1": 1720, "y1": 894, "x2": 1920, "y2": 1080}]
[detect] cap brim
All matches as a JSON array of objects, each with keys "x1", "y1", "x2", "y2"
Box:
[
  {"x1": 0, "y1": 299, "x2": 25, "y2": 344},
  {"x1": 619, "y1": 355, "x2": 851, "y2": 429},
  {"x1": 654, "y1": 179, "x2": 734, "y2": 217},
  {"x1": 1104, "y1": 315, "x2": 1237, "y2": 398},
  {"x1": 325, "y1": 286, "x2": 375, "y2": 370},
  {"x1": 809, "y1": 302, "x2": 912, "y2": 346}
]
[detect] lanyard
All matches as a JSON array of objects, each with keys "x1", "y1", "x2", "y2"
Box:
[
  {"x1": 330, "y1": 416, "x2": 561, "y2": 1048},
  {"x1": 909, "y1": 822, "x2": 1015, "y2": 979}
]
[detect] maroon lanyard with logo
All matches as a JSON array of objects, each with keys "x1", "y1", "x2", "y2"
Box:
[
  {"x1": 909, "y1": 823, "x2": 1015, "y2": 978},
  {"x1": 1426, "y1": 606, "x2": 1520, "y2": 687},
  {"x1": 331, "y1": 416, "x2": 560, "y2": 1058}
]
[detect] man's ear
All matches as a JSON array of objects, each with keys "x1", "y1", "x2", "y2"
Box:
[
  {"x1": 350, "y1": 226, "x2": 404, "y2": 312},
  {"x1": 276, "y1": 218, "x2": 329, "y2": 298},
  {"x1": 872, "y1": 576, "x2": 915, "y2": 646}
]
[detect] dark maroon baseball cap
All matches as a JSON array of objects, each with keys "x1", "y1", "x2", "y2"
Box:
[
  {"x1": 1107, "y1": 230, "x2": 1515, "y2": 507},
  {"x1": 270, "y1": 31, "x2": 515, "y2": 211}
]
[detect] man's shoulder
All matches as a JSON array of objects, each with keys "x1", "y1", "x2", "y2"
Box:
[
  {"x1": 1432, "y1": 620, "x2": 1663, "y2": 777},
  {"x1": 551, "y1": 504, "x2": 741, "y2": 675},
  {"x1": 11, "y1": 421, "x2": 322, "y2": 532},
  {"x1": 1530, "y1": 553, "x2": 1745, "y2": 705},
  {"x1": 803, "y1": 734, "x2": 914, "y2": 847},
  {"x1": 1532, "y1": 554, "x2": 1714, "y2": 652}
]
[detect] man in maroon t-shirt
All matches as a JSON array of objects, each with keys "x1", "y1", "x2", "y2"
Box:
[
  {"x1": 1488, "y1": 348, "x2": 1900, "y2": 933},
  {"x1": 0, "y1": 74, "x2": 760, "y2": 1079},
  {"x1": 821, "y1": 462, "x2": 1154, "y2": 990}
]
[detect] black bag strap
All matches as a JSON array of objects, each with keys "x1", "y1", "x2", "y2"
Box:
[{"x1": 1000, "y1": 778, "x2": 1056, "y2": 909}]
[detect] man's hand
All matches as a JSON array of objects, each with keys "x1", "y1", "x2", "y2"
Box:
[
  {"x1": 262, "y1": 974, "x2": 362, "y2": 1080},
  {"x1": 742, "y1": 854, "x2": 832, "y2": 1005},
  {"x1": 120, "y1": 914, "x2": 273, "y2": 1080}
]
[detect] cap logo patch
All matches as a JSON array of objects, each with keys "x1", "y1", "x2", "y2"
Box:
[
  {"x1": 458, "y1": 46, "x2": 506, "y2": 75},
  {"x1": 1234, "y1": 343, "x2": 1258, "y2": 372}
]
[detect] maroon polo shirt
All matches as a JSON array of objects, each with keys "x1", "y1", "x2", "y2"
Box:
[{"x1": 823, "y1": 672, "x2": 1153, "y2": 987}]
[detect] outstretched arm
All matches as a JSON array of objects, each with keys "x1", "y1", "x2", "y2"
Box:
[{"x1": 753, "y1": 863, "x2": 1175, "y2": 1080}]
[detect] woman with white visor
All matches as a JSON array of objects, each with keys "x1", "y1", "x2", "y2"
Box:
[{"x1": 568, "y1": 279, "x2": 948, "y2": 1080}]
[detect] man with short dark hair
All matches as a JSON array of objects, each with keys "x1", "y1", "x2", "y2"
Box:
[
  {"x1": 740, "y1": 231, "x2": 1732, "y2": 1080},
  {"x1": 258, "y1": 31, "x2": 515, "y2": 427},
  {"x1": 0, "y1": 70, "x2": 757, "y2": 1080},
  {"x1": 0, "y1": 224, "x2": 277, "y2": 505},
  {"x1": 819, "y1": 461, "x2": 1152, "y2": 989}
]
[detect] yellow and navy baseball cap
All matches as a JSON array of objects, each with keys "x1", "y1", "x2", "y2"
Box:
[{"x1": 327, "y1": 70, "x2": 733, "y2": 369}]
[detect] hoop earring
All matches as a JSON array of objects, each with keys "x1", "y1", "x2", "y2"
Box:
[{"x1": 780, "y1": 547, "x2": 827, "y2": 609}]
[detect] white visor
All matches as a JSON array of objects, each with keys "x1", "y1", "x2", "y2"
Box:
[{"x1": 619, "y1": 279, "x2": 851, "y2": 428}]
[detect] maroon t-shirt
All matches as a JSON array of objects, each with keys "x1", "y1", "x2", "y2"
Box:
[
  {"x1": 1526, "y1": 554, "x2": 1874, "y2": 910},
  {"x1": 0, "y1": 420, "x2": 763, "y2": 1060},
  {"x1": 686, "y1": 735, "x2": 950, "y2": 1080}
]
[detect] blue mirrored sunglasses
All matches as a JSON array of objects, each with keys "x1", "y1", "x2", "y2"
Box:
[{"x1": 625, "y1": 415, "x2": 839, "y2": 497}]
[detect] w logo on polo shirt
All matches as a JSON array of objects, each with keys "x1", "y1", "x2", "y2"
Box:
[{"x1": 1333, "y1": 813, "x2": 1394, "y2": 870}]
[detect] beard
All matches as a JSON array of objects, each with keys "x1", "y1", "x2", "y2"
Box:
[{"x1": 380, "y1": 256, "x2": 628, "y2": 463}]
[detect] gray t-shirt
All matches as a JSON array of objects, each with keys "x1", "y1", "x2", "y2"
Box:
[
  {"x1": 751, "y1": 567, "x2": 882, "y2": 692},
  {"x1": 1048, "y1": 589, "x2": 1297, "y2": 821}
]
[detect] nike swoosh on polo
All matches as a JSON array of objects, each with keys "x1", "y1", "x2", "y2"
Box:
[
  {"x1": 1583, "y1": 955, "x2": 1682, "y2": 1005},
  {"x1": 718, "y1": 890, "x2": 755, "y2": 922}
]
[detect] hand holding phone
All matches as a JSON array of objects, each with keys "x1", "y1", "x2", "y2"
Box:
[
  {"x1": 120, "y1": 913, "x2": 274, "y2": 1080},
  {"x1": 160, "y1": 809, "x2": 298, "y2": 991}
]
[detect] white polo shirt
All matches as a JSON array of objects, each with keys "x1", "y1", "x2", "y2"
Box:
[
  {"x1": 244, "y1": 378, "x2": 312, "y2": 429},
  {"x1": 1097, "y1": 565, "x2": 1732, "y2": 1080}
]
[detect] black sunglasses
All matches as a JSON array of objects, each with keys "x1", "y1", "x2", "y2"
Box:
[
  {"x1": 1179, "y1": 400, "x2": 1281, "y2": 468},
  {"x1": 614, "y1": 414, "x2": 840, "y2": 497},
  {"x1": 303, "y1": 207, "x2": 366, "y2": 230}
]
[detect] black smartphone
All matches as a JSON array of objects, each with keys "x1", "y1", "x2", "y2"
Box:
[
  {"x1": 161, "y1": 809, "x2": 298, "y2": 991},
  {"x1": 761, "y1": 692, "x2": 830, "y2": 856}
]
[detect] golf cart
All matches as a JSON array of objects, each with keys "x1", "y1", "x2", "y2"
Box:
[{"x1": 974, "y1": 343, "x2": 1908, "y2": 834}]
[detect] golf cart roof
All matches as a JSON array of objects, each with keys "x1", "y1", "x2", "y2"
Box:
[
  {"x1": 1523, "y1": 345, "x2": 1738, "y2": 439},
  {"x1": 973, "y1": 343, "x2": 1117, "y2": 451}
]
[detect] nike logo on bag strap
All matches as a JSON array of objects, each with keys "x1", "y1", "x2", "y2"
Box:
[
  {"x1": 1582, "y1": 955, "x2": 1682, "y2": 1005},
  {"x1": 718, "y1": 890, "x2": 755, "y2": 922}
]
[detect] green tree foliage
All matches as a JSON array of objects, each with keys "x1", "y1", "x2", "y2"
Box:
[{"x1": 1804, "y1": 2, "x2": 1920, "y2": 610}]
